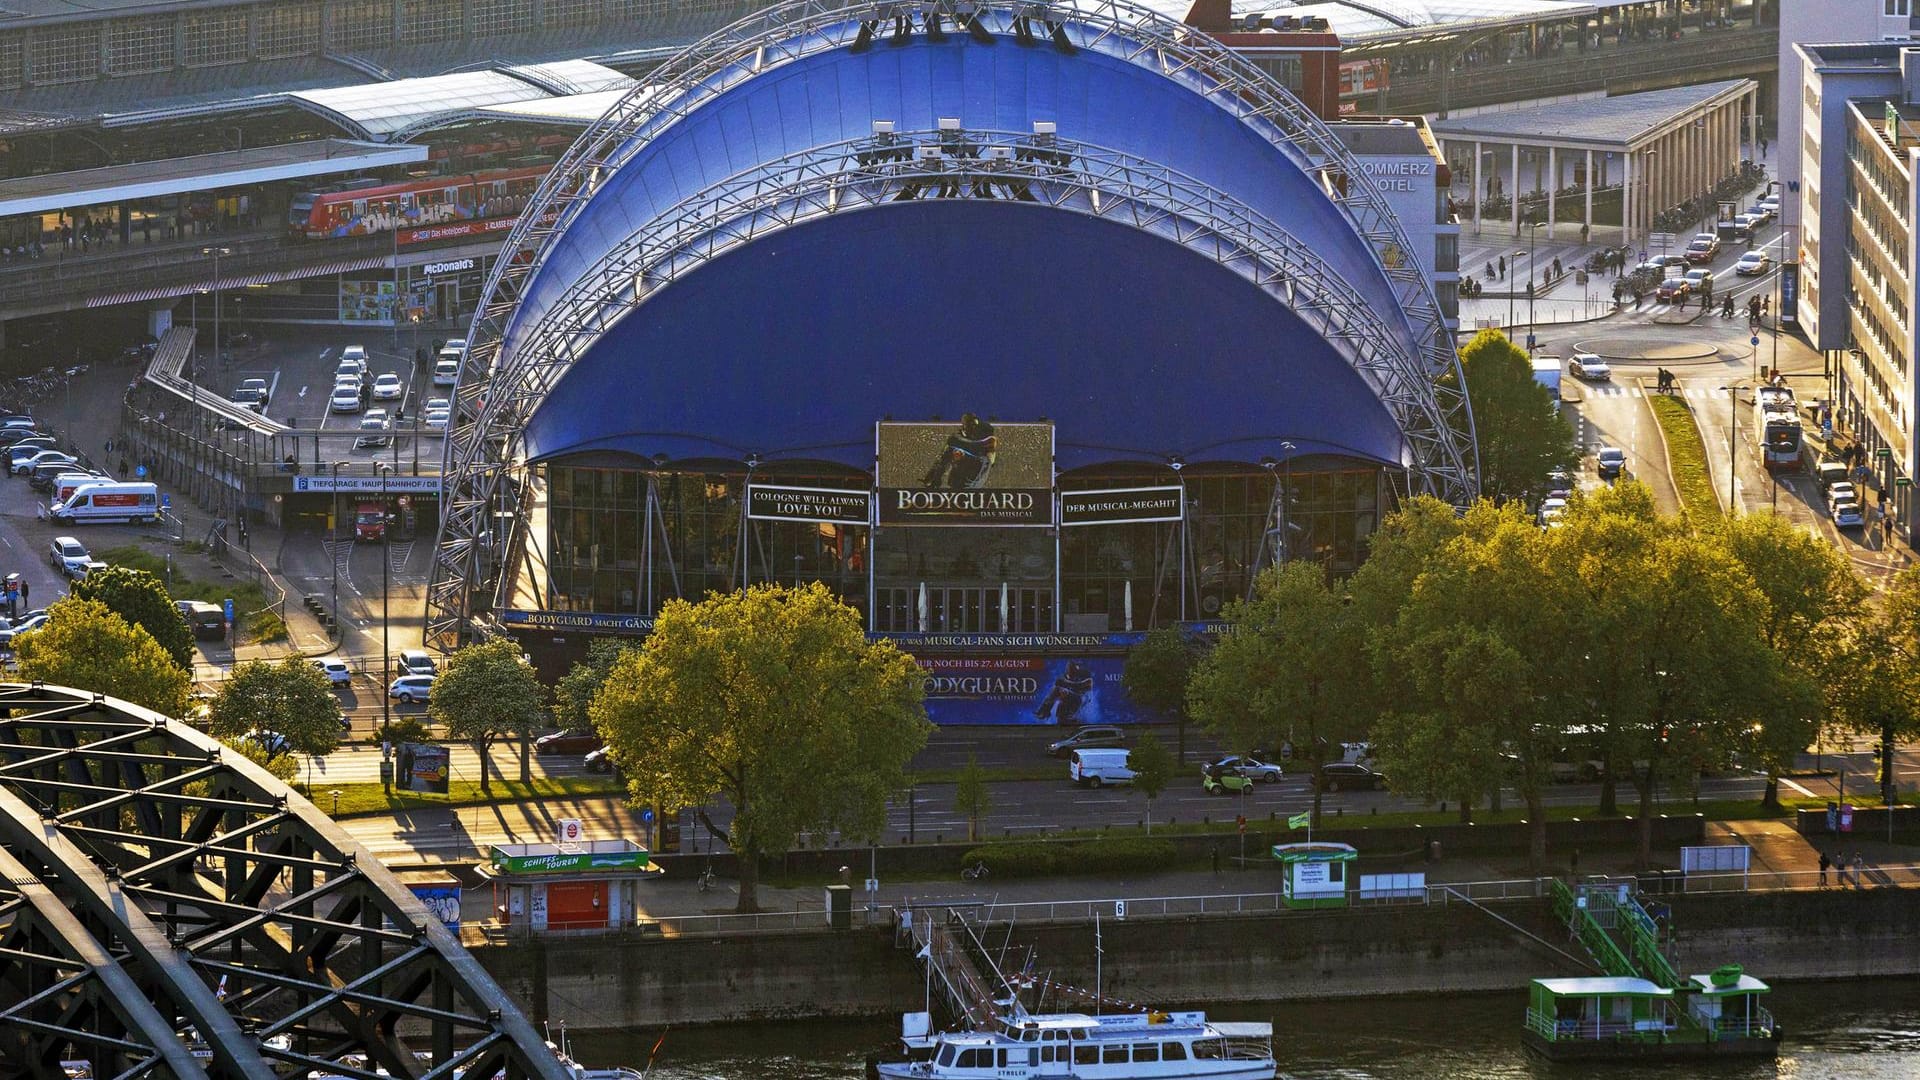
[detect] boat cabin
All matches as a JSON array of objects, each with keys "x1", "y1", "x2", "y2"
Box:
[
  {"x1": 898, "y1": 1010, "x2": 1273, "y2": 1079},
  {"x1": 1682, "y1": 969, "x2": 1773, "y2": 1038},
  {"x1": 1526, "y1": 976, "x2": 1674, "y2": 1044}
]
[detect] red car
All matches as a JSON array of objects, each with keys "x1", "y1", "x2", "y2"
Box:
[
  {"x1": 1655, "y1": 277, "x2": 1692, "y2": 303},
  {"x1": 1683, "y1": 237, "x2": 1720, "y2": 264},
  {"x1": 534, "y1": 729, "x2": 604, "y2": 755}
]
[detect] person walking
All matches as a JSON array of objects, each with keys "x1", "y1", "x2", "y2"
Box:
[
  {"x1": 1818, "y1": 850, "x2": 1830, "y2": 887},
  {"x1": 1853, "y1": 851, "x2": 1866, "y2": 887},
  {"x1": 1498, "y1": 254, "x2": 1507, "y2": 279},
  {"x1": 1210, "y1": 844, "x2": 1220, "y2": 877},
  {"x1": 1762, "y1": 295, "x2": 1770, "y2": 317}
]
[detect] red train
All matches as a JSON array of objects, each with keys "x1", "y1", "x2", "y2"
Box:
[{"x1": 287, "y1": 166, "x2": 549, "y2": 241}]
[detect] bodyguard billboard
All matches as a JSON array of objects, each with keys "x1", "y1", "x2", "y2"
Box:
[
  {"x1": 876, "y1": 418, "x2": 1052, "y2": 526},
  {"x1": 916, "y1": 654, "x2": 1140, "y2": 725}
]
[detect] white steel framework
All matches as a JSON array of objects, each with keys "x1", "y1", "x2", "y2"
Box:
[{"x1": 427, "y1": 0, "x2": 1479, "y2": 647}]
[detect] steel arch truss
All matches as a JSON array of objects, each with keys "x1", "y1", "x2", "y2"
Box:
[
  {"x1": 0, "y1": 684, "x2": 570, "y2": 1080},
  {"x1": 428, "y1": 0, "x2": 1479, "y2": 646}
]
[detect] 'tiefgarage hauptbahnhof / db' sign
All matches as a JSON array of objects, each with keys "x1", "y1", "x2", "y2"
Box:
[{"x1": 876, "y1": 418, "x2": 1053, "y2": 526}]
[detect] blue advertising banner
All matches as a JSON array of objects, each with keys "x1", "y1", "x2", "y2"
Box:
[
  {"x1": 917, "y1": 654, "x2": 1141, "y2": 726},
  {"x1": 1779, "y1": 262, "x2": 1799, "y2": 327}
]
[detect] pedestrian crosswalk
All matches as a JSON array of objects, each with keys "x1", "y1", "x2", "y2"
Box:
[{"x1": 1579, "y1": 384, "x2": 1730, "y2": 400}]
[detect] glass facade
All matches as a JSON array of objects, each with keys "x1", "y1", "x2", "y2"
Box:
[{"x1": 542, "y1": 459, "x2": 1382, "y2": 630}]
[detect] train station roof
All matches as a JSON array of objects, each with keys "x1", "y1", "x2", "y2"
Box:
[
  {"x1": 1139, "y1": 0, "x2": 1600, "y2": 50},
  {"x1": 284, "y1": 62, "x2": 635, "y2": 141},
  {"x1": 1427, "y1": 79, "x2": 1753, "y2": 151},
  {"x1": 0, "y1": 139, "x2": 428, "y2": 217}
]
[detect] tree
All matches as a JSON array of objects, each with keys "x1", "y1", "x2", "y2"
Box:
[
  {"x1": 953, "y1": 753, "x2": 990, "y2": 843},
  {"x1": 551, "y1": 639, "x2": 638, "y2": 784},
  {"x1": 1831, "y1": 568, "x2": 1920, "y2": 807},
  {"x1": 1123, "y1": 627, "x2": 1200, "y2": 764},
  {"x1": 1712, "y1": 512, "x2": 1866, "y2": 808},
  {"x1": 1451, "y1": 329, "x2": 1577, "y2": 504},
  {"x1": 591, "y1": 583, "x2": 930, "y2": 912},
  {"x1": 14, "y1": 597, "x2": 191, "y2": 716},
  {"x1": 69, "y1": 565, "x2": 195, "y2": 670},
  {"x1": 1128, "y1": 729, "x2": 1175, "y2": 834},
  {"x1": 208, "y1": 658, "x2": 343, "y2": 771},
  {"x1": 1187, "y1": 562, "x2": 1362, "y2": 824},
  {"x1": 428, "y1": 638, "x2": 545, "y2": 795}
]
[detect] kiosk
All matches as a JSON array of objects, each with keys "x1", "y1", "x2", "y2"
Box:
[{"x1": 1271, "y1": 842, "x2": 1357, "y2": 909}]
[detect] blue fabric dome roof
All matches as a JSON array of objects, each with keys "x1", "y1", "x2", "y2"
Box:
[{"x1": 509, "y1": 27, "x2": 1422, "y2": 469}]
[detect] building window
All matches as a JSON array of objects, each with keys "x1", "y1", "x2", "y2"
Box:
[
  {"x1": 108, "y1": 16, "x2": 176, "y2": 75},
  {"x1": 1886, "y1": 0, "x2": 1909, "y2": 17},
  {"x1": 542, "y1": 0, "x2": 598, "y2": 28},
  {"x1": 472, "y1": 0, "x2": 533, "y2": 36},
  {"x1": 402, "y1": 0, "x2": 463, "y2": 44},
  {"x1": 0, "y1": 34, "x2": 29, "y2": 89},
  {"x1": 257, "y1": 2, "x2": 322, "y2": 59},
  {"x1": 183, "y1": 9, "x2": 250, "y2": 67},
  {"x1": 28, "y1": 25, "x2": 102, "y2": 84},
  {"x1": 328, "y1": 0, "x2": 393, "y2": 51},
  {"x1": 605, "y1": 0, "x2": 672, "y2": 24}
]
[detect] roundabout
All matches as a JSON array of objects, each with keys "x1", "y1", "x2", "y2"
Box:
[{"x1": 1572, "y1": 338, "x2": 1722, "y2": 365}]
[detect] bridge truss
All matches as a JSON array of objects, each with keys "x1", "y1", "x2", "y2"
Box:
[{"x1": 0, "y1": 683, "x2": 570, "y2": 1080}]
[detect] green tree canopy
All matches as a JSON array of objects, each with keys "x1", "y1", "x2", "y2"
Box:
[
  {"x1": 954, "y1": 753, "x2": 990, "y2": 843},
  {"x1": 1128, "y1": 730, "x2": 1175, "y2": 834},
  {"x1": 14, "y1": 597, "x2": 191, "y2": 716},
  {"x1": 69, "y1": 565, "x2": 195, "y2": 670},
  {"x1": 553, "y1": 638, "x2": 636, "y2": 734},
  {"x1": 1831, "y1": 568, "x2": 1920, "y2": 805},
  {"x1": 1452, "y1": 329, "x2": 1577, "y2": 504},
  {"x1": 1122, "y1": 626, "x2": 1200, "y2": 763},
  {"x1": 1187, "y1": 561, "x2": 1362, "y2": 823},
  {"x1": 591, "y1": 583, "x2": 931, "y2": 911},
  {"x1": 208, "y1": 658, "x2": 342, "y2": 758},
  {"x1": 427, "y1": 638, "x2": 545, "y2": 794}
]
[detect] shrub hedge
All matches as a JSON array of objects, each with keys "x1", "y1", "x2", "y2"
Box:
[{"x1": 961, "y1": 837, "x2": 1178, "y2": 878}]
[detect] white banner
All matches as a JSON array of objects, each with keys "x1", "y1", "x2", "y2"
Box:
[{"x1": 292, "y1": 475, "x2": 442, "y2": 494}]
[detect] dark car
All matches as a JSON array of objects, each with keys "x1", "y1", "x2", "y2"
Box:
[
  {"x1": 584, "y1": 746, "x2": 616, "y2": 773},
  {"x1": 1596, "y1": 447, "x2": 1627, "y2": 480},
  {"x1": 1315, "y1": 762, "x2": 1387, "y2": 793},
  {"x1": 535, "y1": 729, "x2": 604, "y2": 755},
  {"x1": 1046, "y1": 725, "x2": 1127, "y2": 758}
]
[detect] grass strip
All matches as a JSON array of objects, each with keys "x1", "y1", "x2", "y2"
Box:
[
  {"x1": 312, "y1": 774, "x2": 622, "y2": 817},
  {"x1": 1648, "y1": 395, "x2": 1726, "y2": 522}
]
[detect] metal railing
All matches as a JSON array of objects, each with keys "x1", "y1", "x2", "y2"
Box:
[{"x1": 0, "y1": 232, "x2": 392, "y2": 317}]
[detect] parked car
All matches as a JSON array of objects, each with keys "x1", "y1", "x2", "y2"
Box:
[
  {"x1": 1047, "y1": 725, "x2": 1127, "y2": 758},
  {"x1": 388, "y1": 674, "x2": 434, "y2": 703},
  {"x1": 48, "y1": 535, "x2": 89, "y2": 574},
  {"x1": 27, "y1": 459, "x2": 83, "y2": 491},
  {"x1": 1827, "y1": 482, "x2": 1857, "y2": 509},
  {"x1": 179, "y1": 601, "x2": 225, "y2": 639},
  {"x1": 1655, "y1": 277, "x2": 1692, "y2": 303},
  {"x1": 535, "y1": 729, "x2": 604, "y2": 755},
  {"x1": 1733, "y1": 251, "x2": 1772, "y2": 276},
  {"x1": 1569, "y1": 354, "x2": 1611, "y2": 381},
  {"x1": 1315, "y1": 761, "x2": 1388, "y2": 793},
  {"x1": 397, "y1": 649, "x2": 437, "y2": 676},
  {"x1": 0, "y1": 613, "x2": 50, "y2": 649},
  {"x1": 67, "y1": 558, "x2": 109, "y2": 580},
  {"x1": 13, "y1": 449, "x2": 74, "y2": 476},
  {"x1": 1745, "y1": 203, "x2": 1775, "y2": 225},
  {"x1": 313, "y1": 658, "x2": 353, "y2": 686},
  {"x1": 1202, "y1": 762, "x2": 1252, "y2": 795},
  {"x1": 6, "y1": 438, "x2": 56, "y2": 465},
  {"x1": 1596, "y1": 447, "x2": 1627, "y2": 479},
  {"x1": 1833, "y1": 500, "x2": 1866, "y2": 529},
  {"x1": 0, "y1": 428, "x2": 43, "y2": 447},
  {"x1": 1213, "y1": 755, "x2": 1285, "y2": 782},
  {"x1": 371, "y1": 372, "x2": 404, "y2": 400},
  {"x1": 1816, "y1": 461, "x2": 1850, "y2": 489},
  {"x1": 584, "y1": 746, "x2": 616, "y2": 773},
  {"x1": 354, "y1": 409, "x2": 392, "y2": 448}
]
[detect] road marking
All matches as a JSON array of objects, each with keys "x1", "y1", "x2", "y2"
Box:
[
  {"x1": 1779, "y1": 776, "x2": 1817, "y2": 798},
  {"x1": 298, "y1": 385, "x2": 308, "y2": 399}
]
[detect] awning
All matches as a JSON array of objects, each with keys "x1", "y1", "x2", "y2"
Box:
[{"x1": 0, "y1": 140, "x2": 429, "y2": 219}]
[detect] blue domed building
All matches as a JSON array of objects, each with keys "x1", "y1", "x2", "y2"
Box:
[{"x1": 430, "y1": 0, "x2": 1477, "y2": 724}]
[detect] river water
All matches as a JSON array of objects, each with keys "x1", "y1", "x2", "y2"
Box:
[{"x1": 565, "y1": 980, "x2": 1919, "y2": 1079}]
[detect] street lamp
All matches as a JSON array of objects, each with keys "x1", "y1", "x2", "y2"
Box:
[
  {"x1": 377, "y1": 462, "x2": 393, "y2": 736},
  {"x1": 330, "y1": 460, "x2": 351, "y2": 636},
  {"x1": 1526, "y1": 221, "x2": 1547, "y2": 353},
  {"x1": 1719, "y1": 386, "x2": 1737, "y2": 513},
  {"x1": 201, "y1": 246, "x2": 230, "y2": 394}
]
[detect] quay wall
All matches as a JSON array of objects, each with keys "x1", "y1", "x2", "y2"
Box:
[{"x1": 471, "y1": 888, "x2": 1920, "y2": 1030}]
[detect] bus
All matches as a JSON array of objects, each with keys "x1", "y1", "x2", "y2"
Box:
[{"x1": 1754, "y1": 385, "x2": 1802, "y2": 470}]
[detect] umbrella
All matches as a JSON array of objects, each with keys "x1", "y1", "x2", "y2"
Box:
[
  {"x1": 999, "y1": 581, "x2": 1010, "y2": 632},
  {"x1": 1123, "y1": 580, "x2": 1134, "y2": 632},
  {"x1": 917, "y1": 581, "x2": 928, "y2": 632}
]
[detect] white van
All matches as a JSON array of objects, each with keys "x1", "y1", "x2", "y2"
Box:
[
  {"x1": 51, "y1": 481, "x2": 160, "y2": 525},
  {"x1": 1070, "y1": 747, "x2": 1135, "y2": 788},
  {"x1": 49, "y1": 471, "x2": 109, "y2": 505}
]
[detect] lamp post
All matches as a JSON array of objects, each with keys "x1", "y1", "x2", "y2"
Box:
[
  {"x1": 377, "y1": 462, "x2": 393, "y2": 736},
  {"x1": 201, "y1": 246, "x2": 229, "y2": 397},
  {"x1": 330, "y1": 460, "x2": 351, "y2": 636},
  {"x1": 1719, "y1": 385, "x2": 1737, "y2": 513},
  {"x1": 1526, "y1": 221, "x2": 1547, "y2": 354}
]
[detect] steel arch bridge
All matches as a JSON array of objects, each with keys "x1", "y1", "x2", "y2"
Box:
[
  {"x1": 0, "y1": 683, "x2": 570, "y2": 1080},
  {"x1": 425, "y1": 0, "x2": 1481, "y2": 647}
]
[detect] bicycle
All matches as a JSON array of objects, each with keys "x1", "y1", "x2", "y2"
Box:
[{"x1": 961, "y1": 861, "x2": 989, "y2": 882}]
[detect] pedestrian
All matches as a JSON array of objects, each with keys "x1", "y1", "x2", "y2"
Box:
[
  {"x1": 1581, "y1": 223, "x2": 1590, "y2": 243},
  {"x1": 1211, "y1": 844, "x2": 1220, "y2": 877},
  {"x1": 1569, "y1": 848, "x2": 1580, "y2": 878},
  {"x1": 1761, "y1": 136, "x2": 1769, "y2": 157},
  {"x1": 1762, "y1": 295, "x2": 1770, "y2": 316},
  {"x1": 21, "y1": 580, "x2": 29, "y2": 605},
  {"x1": 1853, "y1": 851, "x2": 1866, "y2": 887},
  {"x1": 1498, "y1": 254, "x2": 1507, "y2": 279},
  {"x1": 1818, "y1": 851, "x2": 1831, "y2": 887}
]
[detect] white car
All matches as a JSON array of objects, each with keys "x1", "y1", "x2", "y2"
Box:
[
  {"x1": 424, "y1": 397, "x2": 450, "y2": 414},
  {"x1": 371, "y1": 372, "x2": 404, "y2": 400},
  {"x1": 389, "y1": 674, "x2": 434, "y2": 703},
  {"x1": 355, "y1": 409, "x2": 392, "y2": 448},
  {"x1": 14, "y1": 450, "x2": 74, "y2": 476},
  {"x1": 341, "y1": 345, "x2": 367, "y2": 363},
  {"x1": 1538, "y1": 497, "x2": 1568, "y2": 525},
  {"x1": 312, "y1": 658, "x2": 352, "y2": 686},
  {"x1": 1734, "y1": 251, "x2": 1772, "y2": 276},
  {"x1": 442, "y1": 338, "x2": 467, "y2": 355},
  {"x1": 424, "y1": 410, "x2": 450, "y2": 431},
  {"x1": 1833, "y1": 500, "x2": 1865, "y2": 529},
  {"x1": 1828, "y1": 482, "x2": 1857, "y2": 510},
  {"x1": 1569, "y1": 354, "x2": 1611, "y2": 381},
  {"x1": 330, "y1": 384, "x2": 364, "y2": 413}
]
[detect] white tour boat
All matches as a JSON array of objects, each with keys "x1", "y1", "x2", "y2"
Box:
[{"x1": 876, "y1": 1007, "x2": 1275, "y2": 1080}]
